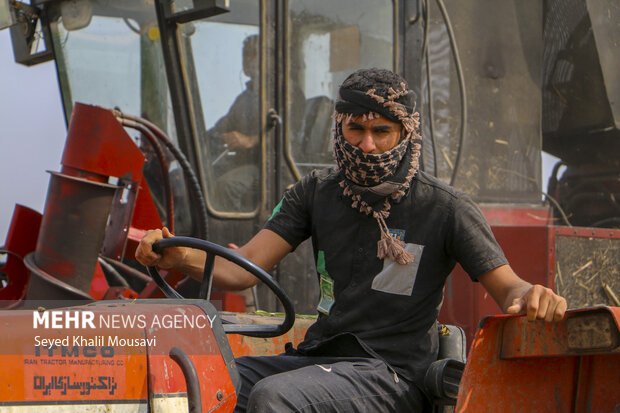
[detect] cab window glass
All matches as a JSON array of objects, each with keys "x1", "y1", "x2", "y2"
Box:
[
  {"x1": 287, "y1": 0, "x2": 394, "y2": 176},
  {"x1": 180, "y1": 1, "x2": 260, "y2": 213},
  {"x1": 47, "y1": 2, "x2": 192, "y2": 234}
]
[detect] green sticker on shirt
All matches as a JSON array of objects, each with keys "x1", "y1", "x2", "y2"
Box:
[
  {"x1": 269, "y1": 198, "x2": 284, "y2": 220},
  {"x1": 316, "y1": 251, "x2": 335, "y2": 315}
]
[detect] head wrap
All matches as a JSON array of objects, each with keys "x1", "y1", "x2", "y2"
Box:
[{"x1": 333, "y1": 80, "x2": 422, "y2": 265}]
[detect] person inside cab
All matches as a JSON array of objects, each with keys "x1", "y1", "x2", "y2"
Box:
[
  {"x1": 206, "y1": 34, "x2": 261, "y2": 211},
  {"x1": 206, "y1": 33, "x2": 305, "y2": 211},
  {"x1": 137, "y1": 68, "x2": 567, "y2": 412}
]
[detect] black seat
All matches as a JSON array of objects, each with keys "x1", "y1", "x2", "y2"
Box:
[{"x1": 424, "y1": 324, "x2": 466, "y2": 412}]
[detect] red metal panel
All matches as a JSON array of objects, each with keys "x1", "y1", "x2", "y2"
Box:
[
  {"x1": 554, "y1": 225, "x2": 620, "y2": 239},
  {"x1": 590, "y1": 354, "x2": 620, "y2": 412},
  {"x1": 500, "y1": 307, "x2": 620, "y2": 358},
  {"x1": 61, "y1": 103, "x2": 144, "y2": 182},
  {"x1": 88, "y1": 261, "x2": 109, "y2": 300},
  {"x1": 456, "y1": 315, "x2": 578, "y2": 412},
  {"x1": 210, "y1": 292, "x2": 247, "y2": 312},
  {"x1": 574, "y1": 355, "x2": 595, "y2": 413},
  {"x1": 481, "y1": 206, "x2": 551, "y2": 226},
  {"x1": 130, "y1": 175, "x2": 164, "y2": 231},
  {"x1": 493, "y1": 225, "x2": 551, "y2": 288},
  {"x1": 0, "y1": 205, "x2": 42, "y2": 304},
  {"x1": 101, "y1": 286, "x2": 139, "y2": 300},
  {"x1": 457, "y1": 308, "x2": 620, "y2": 412}
]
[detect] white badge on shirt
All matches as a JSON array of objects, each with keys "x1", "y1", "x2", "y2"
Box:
[{"x1": 371, "y1": 243, "x2": 425, "y2": 296}]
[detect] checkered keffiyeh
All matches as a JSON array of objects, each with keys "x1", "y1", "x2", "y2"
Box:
[{"x1": 332, "y1": 83, "x2": 422, "y2": 265}]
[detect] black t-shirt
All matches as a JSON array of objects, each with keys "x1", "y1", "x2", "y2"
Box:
[{"x1": 265, "y1": 168, "x2": 508, "y2": 389}]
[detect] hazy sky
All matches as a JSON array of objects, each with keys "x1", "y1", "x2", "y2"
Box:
[{"x1": 0, "y1": 30, "x2": 66, "y2": 242}]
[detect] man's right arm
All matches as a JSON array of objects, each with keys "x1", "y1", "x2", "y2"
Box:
[{"x1": 135, "y1": 227, "x2": 292, "y2": 291}]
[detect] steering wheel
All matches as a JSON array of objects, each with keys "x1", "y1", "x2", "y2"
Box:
[{"x1": 148, "y1": 236, "x2": 295, "y2": 338}]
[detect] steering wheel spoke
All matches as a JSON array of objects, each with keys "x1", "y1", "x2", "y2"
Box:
[
  {"x1": 199, "y1": 253, "x2": 215, "y2": 300},
  {"x1": 146, "y1": 266, "x2": 183, "y2": 299}
]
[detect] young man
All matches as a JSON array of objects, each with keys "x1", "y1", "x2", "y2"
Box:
[{"x1": 136, "y1": 68, "x2": 566, "y2": 412}]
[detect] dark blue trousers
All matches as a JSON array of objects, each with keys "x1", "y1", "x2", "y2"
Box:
[{"x1": 233, "y1": 354, "x2": 427, "y2": 412}]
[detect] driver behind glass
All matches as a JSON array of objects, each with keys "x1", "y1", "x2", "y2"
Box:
[{"x1": 206, "y1": 34, "x2": 260, "y2": 211}]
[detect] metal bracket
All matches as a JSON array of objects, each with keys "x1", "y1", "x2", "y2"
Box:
[{"x1": 160, "y1": 0, "x2": 230, "y2": 24}]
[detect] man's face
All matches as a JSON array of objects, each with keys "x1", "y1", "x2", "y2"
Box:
[
  {"x1": 243, "y1": 49, "x2": 258, "y2": 78},
  {"x1": 342, "y1": 114, "x2": 403, "y2": 154}
]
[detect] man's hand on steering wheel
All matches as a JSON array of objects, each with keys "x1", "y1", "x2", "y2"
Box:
[
  {"x1": 136, "y1": 227, "x2": 188, "y2": 270},
  {"x1": 135, "y1": 233, "x2": 296, "y2": 337}
]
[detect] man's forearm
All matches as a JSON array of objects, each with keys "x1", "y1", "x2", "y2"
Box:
[
  {"x1": 478, "y1": 265, "x2": 533, "y2": 313},
  {"x1": 174, "y1": 247, "x2": 206, "y2": 280},
  {"x1": 161, "y1": 229, "x2": 291, "y2": 292}
]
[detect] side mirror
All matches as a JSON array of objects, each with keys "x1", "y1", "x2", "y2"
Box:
[{"x1": 7, "y1": 1, "x2": 53, "y2": 66}]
